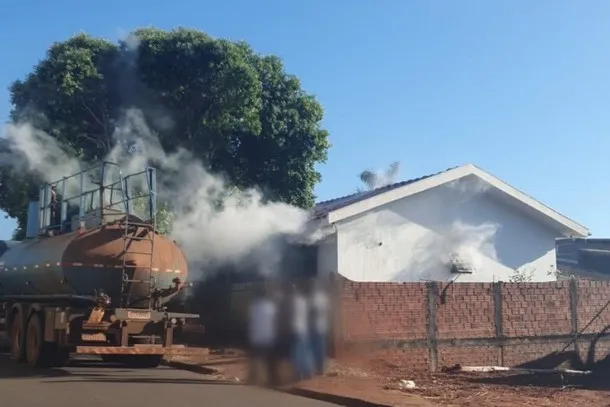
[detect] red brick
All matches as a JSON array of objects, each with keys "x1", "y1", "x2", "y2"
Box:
[
  {"x1": 501, "y1": 282, "x2": 571, "y2": 337},
  {"x1": 218, "y1": 280, "x2": 610, "y2": 372},
  {"x1": 436, "y1": 283, "x2": 495, "y2": 340},
  {"x1": 341, "y1": 282, "x2": 428, "y2": 341},
  {"x1": 576, "y1": 280, "x2": 610, "y2": 334}
]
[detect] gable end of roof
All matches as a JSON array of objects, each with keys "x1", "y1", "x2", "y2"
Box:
[{"x1": 313, "y1": 164, "x2": 589, "y2": 238}]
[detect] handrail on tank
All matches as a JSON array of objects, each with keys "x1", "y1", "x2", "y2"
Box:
[{"x1": 36, "y1": 161, "x2": 158, "y2": 236}]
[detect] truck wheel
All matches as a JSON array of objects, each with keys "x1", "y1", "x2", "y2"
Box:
[
  {"x1": 25, "y1": 313, "x2": 51, "y2": 367},
  {"x1": 9, "y1": 312, "x2": 26, "y2": 363}
]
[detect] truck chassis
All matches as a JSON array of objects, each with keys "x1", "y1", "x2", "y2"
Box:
[{"x1": 0, "y1": 299, "x2": 202, "y2": 368}]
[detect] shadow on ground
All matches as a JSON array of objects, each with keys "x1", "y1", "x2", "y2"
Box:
[
  {"x1": 0, "y1": 358, "x2": 72, "y2": 379},
  {"x1": 458, "y1": 347, "x2": 610, "y2": 391},
  {"x1": 42, "y1": 376, "x2": 240, "y2": 385},
  {"x1": 458, "y1": 359, "x2": 610, "y2": 390},
  {"x1": 463, "y1": 367, "x2": 610, "y2": 392},
  {"x1": 283, "y1": 388, "x2": 393, "y2": 407},
  {"x1": 442, "y1": 325, "x2": 610, "y2": 392},
  {"x1": 0, "y1": 353, "x2": 235, "y2": 385}
]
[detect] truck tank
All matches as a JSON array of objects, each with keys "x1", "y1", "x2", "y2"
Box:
[
  {"x1": 0, "y1": 225, "x2": 187, "y2": 309},
  {"x1": 0, "y1": 162, "x2": 203, "y2": 368},
  {"x1": 0, "y1": 161, "x2": 190, "y2": 310}
]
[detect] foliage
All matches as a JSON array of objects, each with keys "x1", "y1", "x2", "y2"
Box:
[
  {"x1": 129, "y1": 195, "x2": 174, "y2": 236},
  {"x1": 508, "y1": 265, "x2": 561, "y2": 282},
  {"x1": 1, "y1": 28, "x2": 330, "y2": 237},
  {"x1": 0, "y1": 141, "x2": 37, "y2": 239},
  {"x1": 508, "y1": 267, "x2": 535, "y2": 283},
  {"x1": 546, "y1": 265, "x2": 572, "y2": 280}
]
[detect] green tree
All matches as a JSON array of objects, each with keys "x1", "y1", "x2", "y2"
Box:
[
  {"x1": 129, "y1": 196, "x2": 174, "y2": 236},
  {"x1": 2, "y1": 28, "x2": 330, "y2": 237},
  {"x1": 0, "y1": 139, "x2": 37, "y2": 239},
  {"x1": 9, "y1": 34, "x2": 121, "y2": 161}
]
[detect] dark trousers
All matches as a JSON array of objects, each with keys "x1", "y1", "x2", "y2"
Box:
[
  {"x1": 310, "y1": 331, "x2": 327, "y2": 374},
  {"x1": 291, "y1": 333, "x2": 313, "y2": 380},
  {"x1": 248, "y1": 344, "x2": 278, "y2": 386}
]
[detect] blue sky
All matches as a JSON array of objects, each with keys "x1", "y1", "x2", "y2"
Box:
[{"x1": 1, "y1": 0, "x2": 610, "y2": 238}]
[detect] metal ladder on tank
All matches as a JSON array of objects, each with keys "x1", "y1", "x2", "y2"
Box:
[{"x1": 117, "y1": 168, "x2": 157, "y2": 309}]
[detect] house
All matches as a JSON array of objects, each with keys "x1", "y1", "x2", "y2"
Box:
[
  {"x1": 556, "y1": 238, "x2": 610, "y2": 280},
  {"x1": 312, "y1": 164, "x2": 589, "y2": 283}
]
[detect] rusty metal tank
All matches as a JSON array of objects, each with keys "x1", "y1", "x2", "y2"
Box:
[{"x1": 0, "y1": 224, "x2": 188, "y2": 309}]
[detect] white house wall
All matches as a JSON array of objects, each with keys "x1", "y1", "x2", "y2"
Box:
[
  {"x1": 316, "y1": 234, "x2": 338, "y2": 280},
  {"x1": 332, "y1": 176, "x2": 558, "y2": 283}
]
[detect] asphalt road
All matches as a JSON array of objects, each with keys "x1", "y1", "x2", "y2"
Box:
[{"x1": 0, "y1": 352, "x2": 341, "y2": 407}]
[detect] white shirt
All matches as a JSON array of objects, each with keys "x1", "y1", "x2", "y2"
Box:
[
  {"x1": 310, "y1": 290, "x2": 330, "y2": 334},
  {"x1": 248, "y1": 298, "x2": 277, "y2": 346},
  {"x1": 291, "y1": 294, "x2": 309, "y2": 336}
]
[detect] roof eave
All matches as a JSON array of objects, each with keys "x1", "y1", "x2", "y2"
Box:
[
  {"x1": 472, "y1": 166, "x2": 590, "y2": 238},
  {"x1": 325, "y1": 164, "x2": 589, "y2": 238}
]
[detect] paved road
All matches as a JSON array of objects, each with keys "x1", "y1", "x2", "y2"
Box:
[{"x1": 0, "y1": 353, "x2": 341, "y2": 407}]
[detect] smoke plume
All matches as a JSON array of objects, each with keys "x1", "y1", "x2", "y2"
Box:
[
  {"x1": 444, "y1": 220, "x2": 499, "y2": 270},
  {"x1": 0, "y1": 108, "x2": 317, "y2": 279},
  {"x1": 374, "y1": 176, "x2": 500, "y2": 282},
  {"x1": 0, "y1": 123, "x2": 83, "y2": 184},
  {"x1": 359, "y1": 161, "x2": 400, "y2": 190}
]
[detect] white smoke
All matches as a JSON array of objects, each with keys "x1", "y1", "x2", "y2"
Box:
[
  {"x1": 109, "y1": 109, "x2": 313, "y2": 274},
  {"x1": 365, "y1": 176, "x2": 500, "y2": 283},
  {"x1": 0, "y1": 108, "x2": 318, "y2": 278},
  {"x1": 404, "y1": 218, "x2": 499, "y2": 282},
  {"x1": 443, "y1": 220, "x2": 499, "y2": 270},
  {"x1": 387, "y1": 220, "x2": 498, "y2": 283},
  {"x1": 447, "y1": 174, "x2": 491, "y2": 196},
  {"x1": 435, "y1": 176, "x2": 499, "y2": 276},
  {"x1": 0, "y1": 122, "x2": 82, "y2": 183}
]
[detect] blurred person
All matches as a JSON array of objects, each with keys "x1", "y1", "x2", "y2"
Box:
[
  {"x1": 289, "y1": 283, "x2": 314, "y2": 381},
  {"x1": 273, "y1": 282, "x2": 292, "y2": 366},
  {"x1": 247, "y1": 285, "x2": 279, "y2": 386},
  {"x1": 49, "y1": 185, "x2": 61, "y2": 233},
  {"x1": 309, "y1": 279, "x2": 330, "y2": 375}
]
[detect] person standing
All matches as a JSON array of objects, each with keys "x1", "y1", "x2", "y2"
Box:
[
  {"x1": 289, "y1": 283, "x2": 313, "y2": 381},
  {"x1": 247, "y1": 286, "x2": 279, "y2": 387},
  {"x1": 309, "y1": 279, "x2": 330, "y2": 375}
]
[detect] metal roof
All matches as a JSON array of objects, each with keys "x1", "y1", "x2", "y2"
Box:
[
  {"x1": 313, "y1": 166, "x2": 458, "y2": 218},
  {"x1": 311, "y1": 164, "x2": 589, "y2": 238}
]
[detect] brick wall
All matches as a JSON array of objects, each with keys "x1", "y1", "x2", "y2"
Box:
[{"x1": 339, "y1": 280, "x2": 610, "y2": 372}]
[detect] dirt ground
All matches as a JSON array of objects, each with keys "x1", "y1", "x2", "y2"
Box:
[{"x1": 168, "y1": 348, "x2": 610, "y2": 407}]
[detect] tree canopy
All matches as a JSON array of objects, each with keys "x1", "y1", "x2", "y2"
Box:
[{"x1": 1, "y1": 28, "x2": 330, "y2": 238}]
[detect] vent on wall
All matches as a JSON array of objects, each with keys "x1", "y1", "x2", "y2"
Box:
[{"x1": 449, "y1": 257, "x2": 475, "y2": 274}]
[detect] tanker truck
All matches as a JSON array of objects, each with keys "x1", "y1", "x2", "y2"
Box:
[{"x1": 0, "y1": 161, "x2": 200, "y2": 368}]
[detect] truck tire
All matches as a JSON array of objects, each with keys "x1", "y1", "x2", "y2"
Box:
[
  {"x1": 25, "y1": 313, "x2": 52, "y2": 367},
  {"x1": 9, "y1": 311, "x2": 26, "y2": 363}
]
